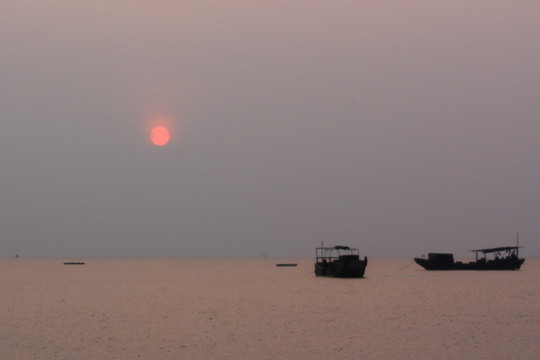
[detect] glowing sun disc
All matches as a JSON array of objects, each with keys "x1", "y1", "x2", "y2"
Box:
[{"x1": 151, "y1": 126, "x2": 170, "y2": 146}]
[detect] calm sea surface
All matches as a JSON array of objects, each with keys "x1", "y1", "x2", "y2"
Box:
[{"x1": 1, "y1": 258, "x2": 538, "y2": 359}]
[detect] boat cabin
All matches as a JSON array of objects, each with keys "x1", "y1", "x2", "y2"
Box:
[
  {"x1": 427, "y1": 253, "x2": 454, "y2": 264},
  {"x1": 316, "y1": 245, "x2": 360, "y2": 263}
]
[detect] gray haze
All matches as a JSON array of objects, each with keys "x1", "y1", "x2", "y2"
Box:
[{"x1": 1, "y1": 1, "x2": 539, "y2": 258}]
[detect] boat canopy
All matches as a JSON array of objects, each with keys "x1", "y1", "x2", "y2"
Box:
[
  {"x1": 470, "y1": 246, "x2": 522, "y2": 254},
  {"x1": 316, "y1": 245, "x2": 359, "y2": 261}
]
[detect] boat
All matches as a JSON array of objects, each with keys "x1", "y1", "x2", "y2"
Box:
[
  {"x1": 414, "y1": 246, "x2": 524, "y2": 270},
  {"x1": 63, "y1": 262, "x2": 85, "y2": 265},
  {"x1": 315, "y1": 245, "x2": 367, "y2": 278},
  {"x1": 276, "y1": 263, "x2": 297, "y2": 267}
]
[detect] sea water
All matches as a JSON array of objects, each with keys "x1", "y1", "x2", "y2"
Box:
[{"x1": 1, "y1": 258, "x2": 539, "y2": 359}]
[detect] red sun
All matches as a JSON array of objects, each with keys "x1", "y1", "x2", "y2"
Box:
[{"x1": 151, "y1": 126, "x2": 170, "y2": 146}]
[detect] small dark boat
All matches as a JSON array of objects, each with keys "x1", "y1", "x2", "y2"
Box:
[
  {"x1": 414, "y1": 246, "x2": 524, "y2": 271},
  {"x1": 315, "y1": 245, "x2": 367, "y2": 278},
  {"x1": 276, "y1": 263, "x2": 297, "y2": 267},
  {"x1": 63, "y1": 262, "x2": 85, "y2": 265}
]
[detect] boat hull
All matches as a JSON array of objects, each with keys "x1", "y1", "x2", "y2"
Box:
[
  {"x1": 315, "y1": 256, "x2": 367, "y2": 278},
  {"x1": 414, "y1": 258, "x2": 524, "y2": 270}
]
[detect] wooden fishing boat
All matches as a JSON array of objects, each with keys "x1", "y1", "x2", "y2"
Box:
[
  {"x1": 414, "y1": 246, "x2": 524, "y2": 271},
  {"x1": 315, "y1": 245, "x2": 367, "y2": 278}
]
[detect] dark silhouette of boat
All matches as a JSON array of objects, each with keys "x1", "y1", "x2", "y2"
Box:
[
  {"x1": 315, "y1": 245, "x2": 367, "y2": 278},
  {"x1": 276, "y1": 263, "x2": 297, "y2": 267},
  {"x1": 414, "y1": 246, "x2": 524, "y2": 270},
  {"x1": 63, "y1": 262, "x2": 85, "y2": 265}
]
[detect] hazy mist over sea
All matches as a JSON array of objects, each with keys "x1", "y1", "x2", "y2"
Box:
[{"x1": 1, "y1": 1, "x2": 539, "y2": 258}]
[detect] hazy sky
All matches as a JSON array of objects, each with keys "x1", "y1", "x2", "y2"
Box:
[{"x1": 1, "y1": 1, "x2": 539, "y2": 258}]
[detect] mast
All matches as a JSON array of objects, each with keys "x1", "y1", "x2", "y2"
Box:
[{"x1": 517, "y1": 233, "x2": 519, "y2": 257}]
